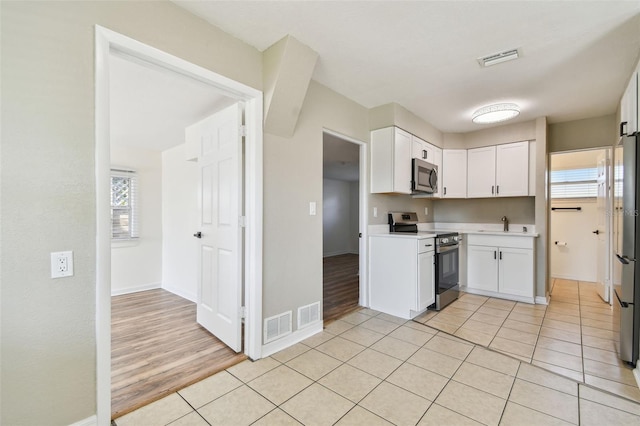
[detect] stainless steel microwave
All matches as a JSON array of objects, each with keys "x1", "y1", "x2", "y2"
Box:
[{"x1": 412, "y1": 158, "x2": 438, "y2": 193}]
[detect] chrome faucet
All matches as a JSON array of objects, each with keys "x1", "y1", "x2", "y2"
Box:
[{"x1": 501, "y1": 216, "x2": 509, "y2": 232}]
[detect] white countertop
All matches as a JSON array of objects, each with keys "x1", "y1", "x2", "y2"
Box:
[
  {"x1": 369, "y1": 223, "x2": 539, "y2": 238},
  {"x1": 369, "y1": 231, "x2": 437, "y2": 239}
]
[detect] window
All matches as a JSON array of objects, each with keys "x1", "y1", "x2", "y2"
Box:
[
  {"x1": 550, "y1": 167, "x2": 598, "y2": 199},
  {"x1": 111, "y1": 169, "x2": 139, "y2": 240}
]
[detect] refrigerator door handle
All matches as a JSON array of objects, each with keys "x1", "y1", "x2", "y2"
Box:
[
  {"x1": 614, "y1": 289, "x2": 634, "y2": 308},
  {"x1": 616, "y1": 254, "x2": 636, "y2": 264}
]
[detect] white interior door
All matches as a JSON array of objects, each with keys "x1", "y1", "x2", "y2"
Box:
[
  {"x1": 193, "y1": 103, "x2": 243, "y2": 352},
  {"x1": 596, "y1": 152, "x2": 610, "y2": 303}
]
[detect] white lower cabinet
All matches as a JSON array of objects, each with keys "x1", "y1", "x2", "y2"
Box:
[
  {"x1": 467, "y1": 245, "x2": 499, "y2": 292},
  {"x1": 418, "y1": 250, "x2": 436, "y2": 311},
  {"x1": 466, "y1": 235, "x2": 535, "y2": 302},
  {"x1": 370, "y1": 236, "x2": 435, "y2": 319}
]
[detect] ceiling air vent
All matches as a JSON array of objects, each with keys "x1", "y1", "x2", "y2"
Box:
[{"x1": 478, "y1": 49, "x2": 520, "y2": 67}]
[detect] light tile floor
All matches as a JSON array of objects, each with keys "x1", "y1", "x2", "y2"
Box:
[
  {"x1": 116, "y1": 304, "x2": 640, "y2": 426},
  {"x1": 416, "y1": 278, "x2": 640, "y2": 402}
]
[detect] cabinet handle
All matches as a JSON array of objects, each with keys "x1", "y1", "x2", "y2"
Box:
[
  {"x1": 491, "y1": 185, "x2": 495, "y2": 195},
  {"x1": 620, "y1": 121, "x2": 628, "y2": 137},
  {"x1": 444, "y1": 187, "x2": 447, "y2": 195},
  {"x1": 496, "y1": 185, "x2": 499, "y2": 194},
  {"x1": 425, "y1": 244, "x2": 433, "y2": 247},
  {"x1": 499, "y1": 251, "x2": 503, "y2": 260},
  {"x1": 494, "y1": 251, "x2": 496, "y2": 259},
  {"x1": 423, "y1": 150, "x2": 428, "y2": 159}
]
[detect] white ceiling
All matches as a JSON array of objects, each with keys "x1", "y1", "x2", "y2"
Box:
[
  {"x1": 109, "y1": 51, "x2": 236, "y2": 151},
  {"x1": 174, "y1": 1, "x2": 640, "y2": 133}
]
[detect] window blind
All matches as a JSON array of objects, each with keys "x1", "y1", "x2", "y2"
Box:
[
  {"x1": 550, "y1": 167, "x2": 598, "y2": 199},
  {"x1": 110, "y1": 169, "x2": 139, "y2": 239}
]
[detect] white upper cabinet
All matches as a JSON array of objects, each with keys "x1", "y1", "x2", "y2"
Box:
[
  {"x1": 620, "y1": 70, "x2": 638, "y2": 136},
  {"x1": 432, "y1": 146, "x2": 443, "y2": 198},
  {"x1": 412, "y1": 136, "x2": 435, "y2": 162},
  {"x1": 371, "y1": 127, "x2": 412, "y2": 194},
  {"x1": 467, "y1": 146, "x2": 496, "y2": 198},
  {"x1": 442, "y1": 149, "x2": 467, "y2": 198},
  {"x1": 467, "y1": 142, "x2": 529, "y2": 198},
  {"x1": 495, "y1": 142, "x2": 529, "y2": 197}
]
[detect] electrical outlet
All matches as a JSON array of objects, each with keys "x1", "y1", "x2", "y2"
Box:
[
  {"x1": 51, "y1": 251, "x2": 74, "y2": 278},
  {"x1": 309, "y1": 201, "x2": 317, "y2": 216},
  {"x1": 373, "y1": 207, "x2": 378, "y2": 218},
  {"x1": 425, "y1": 207, "x2": 429, "y2": 216}
]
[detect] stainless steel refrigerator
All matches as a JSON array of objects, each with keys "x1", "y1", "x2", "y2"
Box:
[{"x1": 614, "y1": 132, "x2": 640, "y2": 366}]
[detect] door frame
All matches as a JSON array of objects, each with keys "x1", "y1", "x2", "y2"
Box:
[
  {"x1": 322, "y1": 128, "x2": 369, "y2": 307},
  {"x1": 95, "y1": 26, "x2": 263, "y2": 424}
]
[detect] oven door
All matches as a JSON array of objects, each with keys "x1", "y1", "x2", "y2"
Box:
[{"x1": 436, "y1": 244, "x2": 459, "y2": 293}]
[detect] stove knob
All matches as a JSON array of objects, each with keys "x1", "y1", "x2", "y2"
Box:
[{"x1": 441, "y1": 238, "x2": 449, "y2": 244}]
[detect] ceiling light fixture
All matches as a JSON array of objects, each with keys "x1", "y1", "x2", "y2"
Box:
[
  {"x1": 478, "y1": 48, "x2": 520, "y2": 67},
  {"x1": 472, "y1": 103, "x2": 520, "y2": 124}
]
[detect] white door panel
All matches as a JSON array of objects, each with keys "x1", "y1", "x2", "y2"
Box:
[
  {"x1": 596, "y1": 152, "x2": 611, "y2": 304},
  {"x1": 192, "y1": 103, "x2": 243, "y2": 352}
]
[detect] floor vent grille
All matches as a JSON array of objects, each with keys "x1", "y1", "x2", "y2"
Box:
[
  {"x1": 298, "y1": 302, "x2": 321, "y2": 329},
  {"x1": 264, "y1": 311, "x2": 292, "y2": 343}
]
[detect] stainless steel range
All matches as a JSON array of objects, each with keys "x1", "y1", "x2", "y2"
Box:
[{"x1": 388, "y1": 212, "x2": 460, "y2": 310}]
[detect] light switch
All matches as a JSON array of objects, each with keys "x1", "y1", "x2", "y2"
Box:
[
  {"x1": 373, "y1": 207, "x2": 378, "y2": 218},
  {"x1": 309, "y1": 201, "x2": 317, "y2": 216},
  {"x1": 425, "y1": 207, "x2": 429, "y2": 216}
]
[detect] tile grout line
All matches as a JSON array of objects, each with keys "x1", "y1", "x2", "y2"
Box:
[{"x1": 175, "y1": 392, "x2": 212, "y2": 426}]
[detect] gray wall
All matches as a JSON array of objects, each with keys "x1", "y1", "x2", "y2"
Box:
[
  {"x1": 433, "y1": 198, "x2": 535, "y2": 224},
  {"x1": 369, "y1": 103, "x2": 444, "y2": 147},
  {"x1": 549, "y1": 115, "x2": 617, "y2": 153},
  {"x1": 369, "y1": 195, "x2": 434, "y2": 225},
  {"x1": 323, "y1": 179, "x2": 359, "y2": 256},
  {"x1": 1, "y1": 1, "x2": 261, "y2": 424},
  {"x1": 262, "y1": 79, "x2": 370, "y2": 326}
]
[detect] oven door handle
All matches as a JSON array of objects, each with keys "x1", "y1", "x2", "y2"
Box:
[{"x1": 437, "y1": 244, "x2": 459, "y2": 254}]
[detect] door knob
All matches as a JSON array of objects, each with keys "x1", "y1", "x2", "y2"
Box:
[
  {"x1": 193, "y1": 232, "x2": 202, "y2": 238},
  {"x1": 592, "y1": 230, "x2": 600, "y2": 235}
]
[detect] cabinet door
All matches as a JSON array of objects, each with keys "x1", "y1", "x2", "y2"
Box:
[
  {"x1": 431, "y1": 146, "x2": 443, "y2": 198},
  {"x1": 467, "y1": 245, "x2": 499, "y2": 292},
  {"x1": 393, "y1": 128, "x2": 412, "y2": 194},
  {"x1": 467, "y1": 146, "x2": 496, "y2": 198},
  {"x1": 498, "y1": 247, "x2": 534, "y2": 298},
  {"x1": 417, "y1": 251, "x2": 435, "y2": 310},
  {"x1": 496, "y1": 142, "x2": 529, "y2": 197},
  {"x1": 621, "y1": 72, "x2": 638, "y2": 136},
  {"x1": 412, "y1": 136, "x2": 434, "y2": 162},
  {"x1": 442, "y1": 150, "x2": 467, "y2": 198}
]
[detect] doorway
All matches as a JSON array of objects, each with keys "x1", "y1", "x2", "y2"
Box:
[
  {"x1": 322, "y1": 131, "x2": 368, "y2": 323},
  {"x1": 107, "y1": 51, "x2": 249, "y2": 418},
  {"x1": 95, "y1": 26, "x2": 263, "y2": 425},
  {"x1": 549, "y1": 148, "x2": 612, "y2": 302}
]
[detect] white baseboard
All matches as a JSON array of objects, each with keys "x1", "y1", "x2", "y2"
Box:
[
  {"x1": 550, "y1": 273, "x2": 596, "y2": 282},
  {"x1": 261, "y1": 322, "x2": 323, "y2": 358},
  {"x1": 162, "y1": 284, "x2": 197, "y2": 303},
  {"x1": 69, "y1": 415, "x2": 97, "y2": 426},
  {"x1": 111, "y1": 282, "x2": 161, "y2": 296},
  {"x1": 461, "y1": 286, "x2": 535, "y2": 305},
  {"x1": 535, "y1": 294, "x2": 550, "y2": 305}
]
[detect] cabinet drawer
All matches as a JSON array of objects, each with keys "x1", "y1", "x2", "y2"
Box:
[
  {"x1": 466, "y1": 234, "x2": 534, "y2": 249},
  {"x1": 418, "y1": 238, "x2": 435, "y2": 253}
]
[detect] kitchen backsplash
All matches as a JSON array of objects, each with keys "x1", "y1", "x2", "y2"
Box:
[
  {"x1": 368, "y1": 193, "x2": 434, "y2": 225},
  {"x1": 432, "y1": 197, "x2": 535, "y2": 224}
]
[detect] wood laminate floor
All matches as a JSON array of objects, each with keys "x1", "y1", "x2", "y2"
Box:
[
  {"x1": 323, "y1": 253, "x2": 360, "y2": 324},
  {"x1": 111, "y1": 289, "x2": 246, "y2": 419}
]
